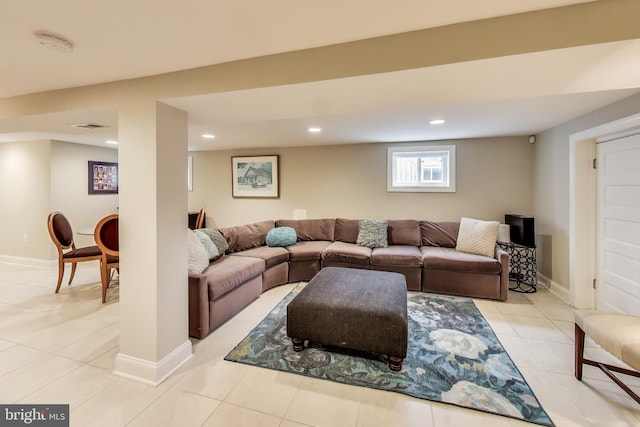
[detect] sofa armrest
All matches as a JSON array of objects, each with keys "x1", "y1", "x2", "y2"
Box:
[
  {"x1": 496, "y1": 247, "x2": 510, "y2": 301},
  {"x1": 188, "y1": 273, "x2": 210, "y2": 339}
]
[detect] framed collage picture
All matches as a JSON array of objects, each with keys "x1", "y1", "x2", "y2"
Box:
[{"x1": 88, "y1": 161, "x2": 118, "y2": 194}]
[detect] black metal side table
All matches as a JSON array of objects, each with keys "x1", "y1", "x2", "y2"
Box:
[{"x1": 497, "y1": 242, "x2": 537, "y2": 293}]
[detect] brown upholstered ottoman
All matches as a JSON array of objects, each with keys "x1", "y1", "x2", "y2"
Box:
[{"x1": 287, "y1": 267, "x2": 408, "y2": 371}]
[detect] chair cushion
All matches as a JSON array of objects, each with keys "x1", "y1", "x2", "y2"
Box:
[
  {"x1": 421, "y1": 246, "x2": 501, "y2": 275},
  {"x1": 371, "y1": 245, "x2": 423, "y2": 267},
  {"x1": 219, "y1": 220, "x2": 274, "y2": 253},
  {"x1": 387, "y1": 220, "x2": 421, "y2": 246},
  {"x1": 575, "y1": 310, "x2": 640, "y2": 371},
  {"x1": 420, "y1": 221, "x2": 459, "y2": 247},
  {"x1": 276, "y1": 219, "x2": 336, "y2": 241},
  {"x1": 322, "y1": 241, "x2": 372, "y2": 265},
  {"x1": 231, "y1": 246, "x2": 289, "y2": 268},
  {"x1": 287, "y1": 241, "x2": 332, "y2": 261},
  {"x1": 52, "y1": 213, "x2": 74, "y2": 247},
  {"x1": 62, "y1": 245, "x2": 102, "y2": 258},
  {"x1": 204, "y1": 255, "x2": 264, "y2": 301},
  {"x1": 334, "y1": 218, "x2": 360, "y2": 243}
]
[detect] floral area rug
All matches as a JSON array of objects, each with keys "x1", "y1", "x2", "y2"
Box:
[{"x1": 225, "y1": 284, "x2": 554, "y2": 426}]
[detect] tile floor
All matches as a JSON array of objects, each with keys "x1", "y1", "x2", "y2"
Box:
[{"x1": 0, "y1": 262, "x2": 638, "y2": 427}]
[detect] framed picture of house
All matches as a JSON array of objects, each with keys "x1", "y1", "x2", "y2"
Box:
[
  {"x1": 88, "y1": 161, "x2": 118, "y2": 194},
  {"x1": 231, "y1": 155, "x2": 279, "y2": 198}
]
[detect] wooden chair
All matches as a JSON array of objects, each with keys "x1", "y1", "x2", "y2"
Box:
[
  {"x1": 47, "y1": 211, "x2": 102, "y2": 294},
  {"x1": 575, "y1": 310, "x2": 640, "y2": 404},
  {"x1": 94, "y1": 214, "x2": 119, "y2": 303},
  {"x1": 195, "y1": 207, "x2": 205, "y2": 229}
]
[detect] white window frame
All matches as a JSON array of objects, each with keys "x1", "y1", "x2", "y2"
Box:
[{"x1": 387, "y1": 145, "x2": 456, "y2": 192}]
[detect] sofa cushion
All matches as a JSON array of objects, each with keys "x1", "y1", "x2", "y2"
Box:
[
  {"x1": 387, "y1": 220, "x2": 421, "y2": 246},
  {"x1": 219, "y1": 220, "x2": 274, "y2": 253},
  {"x1": 456, "y1": 217, "x2": 500, "y2": 257},
  {"x1": 334, "y1": 218, "x2": 360, "y2": 243},
  {"x1": 231, "y1": 246, "x2": 289, "y2": 268},
  {"x1": 199, "y1": 228, "x2": 229, "y2": 255},
  {"x1": 276, "y1": 218, "x2": 336, "y2": 241},
  {"x1": 188, "y1": 229, "x2": 209, "y2": 274},
  {"x1": 421, "y1": 246, "x2": 501, "y2": 275},
  {"x1": 356, "y1": 219, "x2": 388, "y2": 248},
  {"x1": 322, "y1": 241, "x2": 372, "y2": 265},
  {"x1": 287, "y1": 241, "x2": 332, "y2": 261},
  {"x1": 420, "y1": 221, "x2": 460, "y2": 247},
  {"x1": 266, "y1": 226, "x2": 297, "y2": 247},
  {"x1": 371, "y1": 245, "x2": 423, "y2": 267},
  {"x1": 203, "y1": 255, "x2": 265, "y2": 301},
  {"x1": 195, "y1": 230, "x2": 220, "y2": 261}
]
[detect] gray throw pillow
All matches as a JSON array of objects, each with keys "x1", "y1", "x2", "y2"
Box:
[
  {"x1": 356, "y1": 219, "x2": 388, "y2": 248},
  {"x1": 199, "y1": 228, "x2": 229, "y2": 257}
]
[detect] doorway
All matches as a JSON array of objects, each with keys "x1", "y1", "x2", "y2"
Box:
[
  {"x1": 596, "y1": 132, "x2": 640, "y2": 315},
  {"x1": 570, "y1": 113, "x2": 640, "y2": 309}
]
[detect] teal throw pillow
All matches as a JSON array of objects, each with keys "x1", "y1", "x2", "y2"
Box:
[
  {"x1": 195, "y1": 230, "x2": 220, "y2": 261},
  {"x1": 266, "y1": 226, "x2": 297, "y2": 247}
]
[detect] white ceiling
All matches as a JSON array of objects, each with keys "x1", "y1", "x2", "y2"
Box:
[{"x1": 1, "y1": 0, "x2": 639, "y2": 150}]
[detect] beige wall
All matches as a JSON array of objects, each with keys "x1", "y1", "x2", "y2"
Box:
[
  {"x1": 0, "y1": 140, "x2": 52, "y2": 261},
  {"x1": 533, "y1": 92, "x2": 640, "y2": 291},
  {"x1": 189, "y1": 136, "x2": 534, "y2": 228},
  {"x1": 51, "y1": 141, "x2": 119, "y2": 250},
  {"x1": 0, "y1": 139, "x2": 117, "y2": 263}
]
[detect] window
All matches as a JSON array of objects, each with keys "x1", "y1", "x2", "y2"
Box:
[{"x1": 387, "y1": 145, "x2": 456, "y2": 192}]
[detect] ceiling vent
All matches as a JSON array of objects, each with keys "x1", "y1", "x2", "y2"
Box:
[
  {"x1": 34, "y1": 31, "x2": 74, "y2": 53},
  {"x1": 69, "y1": 123, "x2": 108, "y2": 129}
]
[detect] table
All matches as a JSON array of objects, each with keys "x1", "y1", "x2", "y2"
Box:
[{"x1": 498, "y1": 242, "x2": 537, "y2": 293}]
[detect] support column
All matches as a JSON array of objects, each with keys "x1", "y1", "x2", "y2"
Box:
[{"x1": 114, "y1": 100, "x2": 192, "y2": 385}]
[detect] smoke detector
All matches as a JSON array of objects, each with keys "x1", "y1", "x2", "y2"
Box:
[
  {"x1": 34, "y1": 31, "x2": 74, "y2": 53},
  {"x1": 69, "y1": 123, "x2": 108, "y2": 129}
]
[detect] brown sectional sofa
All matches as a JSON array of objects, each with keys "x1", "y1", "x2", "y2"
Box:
[{"x1": 188, "y1": 218, "x2": 509, "y2": 339}]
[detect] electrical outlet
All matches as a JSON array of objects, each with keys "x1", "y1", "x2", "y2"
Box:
[{"x1": 23, "y1": 233, "x2": 29, "y2": 242}]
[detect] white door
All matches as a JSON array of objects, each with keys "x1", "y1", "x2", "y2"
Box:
[{"x1": 596, "y1": 132, "x2": 640, "y2": 315}]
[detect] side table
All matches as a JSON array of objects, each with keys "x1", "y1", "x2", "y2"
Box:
[{"x1": 497, "y1": 242, "x2": 537, "y2": 293}]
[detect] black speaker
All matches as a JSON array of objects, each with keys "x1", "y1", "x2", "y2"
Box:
[{"x1": 505, "y1": 214, "x2": 535, "y2": 247}]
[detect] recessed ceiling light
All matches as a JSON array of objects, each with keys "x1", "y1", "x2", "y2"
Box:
[
  {"x1": 429, "y1": 119, "x2": 446, "y2": 125},
  {"x1": 202, "y1": 134, "x2": 215, "y2": 139},
  {"x1": 105, "y1": 140, "x2": 118, "y2": 145},
  {"x1": 308, "y1": 127, "x2": 321, "y2": 133}
]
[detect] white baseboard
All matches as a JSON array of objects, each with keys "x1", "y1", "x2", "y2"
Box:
[
  {"x1": 114, "y1": 340, "x2": 193, "y2": 386},
  {"x1": 538, "y1": 272, "x2": 570, "y2": 304},
  {"x1": 549, "y1": 280, "x2": 570, "y2": 305},
  {"x1": 0, "y1": 255, "x2": 56, "y2": 269}
]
